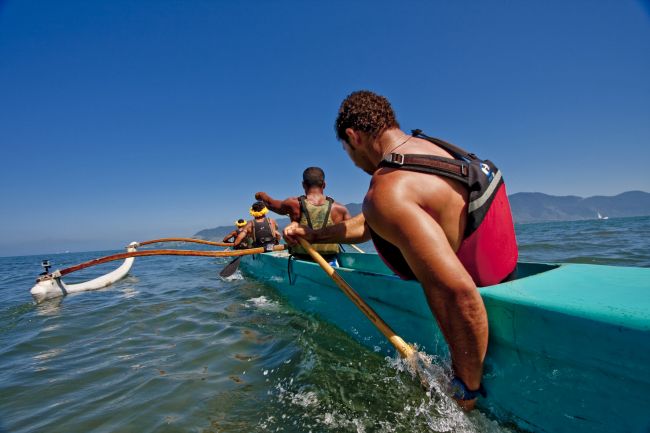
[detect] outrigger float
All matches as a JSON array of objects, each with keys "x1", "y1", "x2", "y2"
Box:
[
  {"x1": 239, "y1": 249, "x2": 650, "y2": 433},
  {"x1": 29, "y1": 238, "x2": 283, "y2": 303}
]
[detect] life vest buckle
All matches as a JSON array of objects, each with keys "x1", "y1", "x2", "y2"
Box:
[{"x1": 387, "y1": 153, "x2": 404, "y2": 166}]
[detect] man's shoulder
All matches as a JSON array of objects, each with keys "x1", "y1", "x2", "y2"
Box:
[
  {"x1": 371, "y1": 166, "x2": 454, "y2": 194},
  {"x1": 369, "y1": 167, "x2": 467, "y2": 218},
  {"x1": 321, "y1": 195, "x2": 345, "y2": 206}
]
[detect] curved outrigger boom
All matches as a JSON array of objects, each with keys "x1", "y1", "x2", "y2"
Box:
[
  {"x1": 30, "y1": 242, "x2": 139, "y2": 303},
  {"x1": 29, "y1": 239, "x2": 284, "y2": 304}
]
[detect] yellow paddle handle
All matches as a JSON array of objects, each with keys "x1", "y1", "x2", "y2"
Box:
[{"x1": 297, "y1": 238, "x2": 415, "y2": 359}]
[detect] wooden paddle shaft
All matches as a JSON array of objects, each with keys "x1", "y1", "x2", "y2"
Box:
[
  {"x1": 53, "y1": 245, "x2": 286, "y2": 278},
  {"x1": 137, "y1": 237, "x2": 233, "y2": 247},
  {"x1": 297, "y1": 238, "x2": 414, "y2": 358}
]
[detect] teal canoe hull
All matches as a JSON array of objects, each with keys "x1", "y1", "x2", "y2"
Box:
[{"x1": 239, "y1": 251, "x2": 650, "y2": 433}]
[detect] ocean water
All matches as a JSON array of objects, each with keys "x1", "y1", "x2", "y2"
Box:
[{"x1": 0, "y1": 216, "x2": 648, "y2": 433}]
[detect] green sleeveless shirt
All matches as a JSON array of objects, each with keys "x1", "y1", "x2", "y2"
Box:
[{"x1": 291, "y1": 196, "x2": 340, "y2": 256}]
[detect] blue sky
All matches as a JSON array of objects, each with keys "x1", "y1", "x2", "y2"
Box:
[{"x1": 1, "y1": 0, "x2": 649, "y2": 256}]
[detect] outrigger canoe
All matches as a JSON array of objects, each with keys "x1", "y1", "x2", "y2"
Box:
[{"x1": 240, "y1": 250, "x2": 650, "y2": 433}]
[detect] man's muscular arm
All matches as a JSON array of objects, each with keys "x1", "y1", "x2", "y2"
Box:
[
  {"x1": 232, "y1": 224, "x2": 251, "y2": 248},
  {"x1": 222, "y1": 229, "x2": 238, "y2": 243},
  {"x1": 271, "y1": 219, "x2": 282, "y2": 241},
  {"x1": 332, "y1": 202, "x2": 352, "y2": 223},
  {"x1": 364, "y1": 179, "x2": 487, "y2": 410},
  {"x1": 255, "y1": 192, "x2": 300, "y2": 221}
]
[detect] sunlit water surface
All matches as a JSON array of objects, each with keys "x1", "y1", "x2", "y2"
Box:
[{"x1": 1, "y1": 216, "x2": 648, "y2": 432}]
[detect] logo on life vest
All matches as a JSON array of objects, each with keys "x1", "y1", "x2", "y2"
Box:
[{"x1": 480, "y1": 163, "x2": 494, "y2": 181}]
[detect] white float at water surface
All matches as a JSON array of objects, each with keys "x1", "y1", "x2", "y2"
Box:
[{"x1": 30, "y1": 242, "x2": 138, "y2": 303}]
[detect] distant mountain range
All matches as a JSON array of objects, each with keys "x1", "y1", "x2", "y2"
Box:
[
  {"x1": 509, "y1": 190, "x2": 650, "y2": 223},
  {"x1": 194, "y1": 191, "x2": 650, "y2": 239}
]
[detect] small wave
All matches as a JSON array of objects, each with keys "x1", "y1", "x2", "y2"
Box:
[
  {"x1": 120, "y1": 287, "x2": 139, "y2": 299},
  {"x1": 33, "y1": 348, "x2": 64, "y2": 362},
  {"x1": 244, "y1": 296, "x2": 279, "y2": 310},
  {"x1": 35, "y1": 298, "x2": 63, "y2": 316},
  {"x1": 0, "y1": 302, "x2": 35, "y2": 334},
  {"x1": 221, "y1": 271, "x2": 244, "y2": 281}
]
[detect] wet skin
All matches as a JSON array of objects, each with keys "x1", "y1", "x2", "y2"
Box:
[{"x1": 284, "y1": 128, "x2": 488, "y2": 410}]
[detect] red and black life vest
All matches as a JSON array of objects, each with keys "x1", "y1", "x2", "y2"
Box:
[{"x1": 370, "y1": 130, "x2": 518, "y2": 287}]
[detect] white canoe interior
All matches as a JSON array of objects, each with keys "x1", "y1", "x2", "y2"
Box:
[{"x1": 30, "y1": 242, "x2": 138, "y2": 303}]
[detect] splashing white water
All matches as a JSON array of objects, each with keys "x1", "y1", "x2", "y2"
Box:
[
  {"x1": 221, "y1": 270, "x2": 244, "y2": 280},
  {"x1": 263, "y1": 347, "x2": 514, "y2": 433},
  {"x1": 389, "y1": 349, "x2": 514, "y2": 433},
  {"x1": 244, "y1": 295, "x2": 279, "y2": 310}
]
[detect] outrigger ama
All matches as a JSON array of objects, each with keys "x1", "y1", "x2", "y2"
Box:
[{"x1": 29, "y1": 238, "x2": 283, "y2": 303}]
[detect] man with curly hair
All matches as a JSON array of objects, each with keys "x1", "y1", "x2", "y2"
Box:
[{"x1": 284, "y1": 90, "x2": 518, "y2": 410}]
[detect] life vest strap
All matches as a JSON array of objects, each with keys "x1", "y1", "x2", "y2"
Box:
[
  {"x1": 411, "y1": 129, "x2": 478, "y2": 161},
  {"x1": 322, "y1": 197, "x2": 334, "y2": 228},
  {"x1": 298, "y1": 196, "x2": 313, "y2": 228},
  {"x1": 293, "y1": 196, "x2": 339, "y2": 256},
  {"x1": 381, "y1": 153, "x2": 470, "y2": 185},
  {"x1": 298, "y1": 196, "x2": 334, "y2": 229}
]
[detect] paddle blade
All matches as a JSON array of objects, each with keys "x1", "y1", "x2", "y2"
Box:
[{"x1": 220, "y1": 256, "x2": 242, "y2": 277}]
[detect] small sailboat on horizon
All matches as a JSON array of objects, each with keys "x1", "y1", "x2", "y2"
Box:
[{"x1": 597, "y1": 211, "x2": 609, "y2": 220}]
